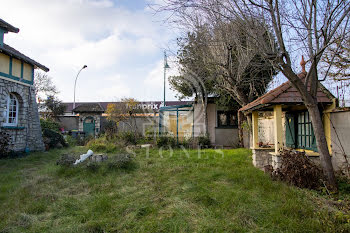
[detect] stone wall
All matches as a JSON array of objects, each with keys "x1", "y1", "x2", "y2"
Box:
[
  {"x1": 0, "y1": 78, "x2": 45, "y2": 152},
  {"x1": 58, "y1": 114, "x2": 158, "y2": 136},
  {"x1": 59, "y1": 116, "x2": 78, "y2": 131},
  {"x1": 252, "y1": 148, "x2": 274, "y2": 169},
  {"x1": 114, "y1": 116, "x2": 158, "y2": 135}
]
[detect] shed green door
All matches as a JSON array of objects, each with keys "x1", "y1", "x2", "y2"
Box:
[
  {"x1": 285, "y1": 113, "x2": 296, "y2": 148},
  {"x1": 83, "y1": 117, "x2": 95, "y2": 136}
]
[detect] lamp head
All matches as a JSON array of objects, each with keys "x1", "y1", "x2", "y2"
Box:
[
  {"x1": 164, "y1": 51, "x2": 170, "y2": 69},
  {"x1": 164, "y1": 61, "x2": 170, "y2": 69},
  {"x1": 83, "y1": 65, "x2": 87, "y2": 69}
]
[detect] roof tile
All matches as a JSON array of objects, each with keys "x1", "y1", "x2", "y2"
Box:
[{"x1": 239, "y1": 72, "x2": 333, "y2": 112}]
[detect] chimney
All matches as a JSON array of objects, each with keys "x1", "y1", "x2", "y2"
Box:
[
  {"x1": 0, "y1": 18, "x2": 20, "y2": 47},
  {"x1": 300, "y1": 55, "x2": 306, "y2": 73},
  {"x1": 0, "y1": 28, "x2": 5, "y2": 47}
]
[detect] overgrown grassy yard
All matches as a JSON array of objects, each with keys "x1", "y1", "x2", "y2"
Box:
[{"x1": 1, "y1": 147, "x2": 349, "y2": 232}]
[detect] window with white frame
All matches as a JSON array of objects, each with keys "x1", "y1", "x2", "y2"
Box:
[{"x1": 3, "y1": 94, "x2": 19, "y2": 126}]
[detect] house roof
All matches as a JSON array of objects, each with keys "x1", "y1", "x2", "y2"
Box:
[
  {"x1": 239, "y1": 71, "x2": 334, "y2": 112},
  {"x1": 65, "y1": 101, "x2": 192, "y2": 113},
  {"x1": 0, "y1": 18, "x2": 19, "y2": 33},
  {"x1": 0, "y1": 44, "x2": 49, "y2": 72},
  {"x1": 72, "y1": 103, "x2": 105, "y2": 113}
]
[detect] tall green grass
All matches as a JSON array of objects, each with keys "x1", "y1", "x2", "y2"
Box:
[{"x1": 0, "y1": 147, "x2": 349, "y2": 232}]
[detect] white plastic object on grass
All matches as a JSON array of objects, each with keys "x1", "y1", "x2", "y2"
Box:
[{"x1": 74, "y1": 150, "x2": 93, "y2": 165}]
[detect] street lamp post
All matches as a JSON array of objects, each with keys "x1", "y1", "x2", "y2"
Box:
[
  {"x1": 73, "y1": 65, "x2": 87, "y2": 111},
  {"x1": 163, "y1": 51, "x2": 170, "y2": 107}
]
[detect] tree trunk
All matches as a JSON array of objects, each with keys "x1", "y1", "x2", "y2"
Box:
[
  {"x1": 307, "y1": 103, "x2": 337, "y2": 191},
  {"x1": 238, "y1": 111, "x2": 245, "y2": 147}
]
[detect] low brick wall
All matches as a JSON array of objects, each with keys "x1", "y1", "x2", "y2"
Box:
[
  {"x1": 252, "y1": 148, "x2": 274, "y2": 170},
  {"x1": 252, "y1": 150, "x2": 344, "y2": 172}
]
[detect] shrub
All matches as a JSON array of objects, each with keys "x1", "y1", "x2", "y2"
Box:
[
  {"x1": 80, "y1": 134, "x2": 94, "y2": 146},
  {"x1": 56, "y1": 154, "x2": 77, "y2": 167},
  {"x1": 0, "y1": 131, "x2": 12, "y2": 158},
  {"x1": 156, "y1": 135, "x2": 176, "y2": 148},
  {"x1": 119, "y1": 131, "x2": 138, "y2": 145},
  {"x1": 101, "y1": 120, "x2": 118, "y2": 139},
  {"x1": 198, "y1": 135, "x2": 211, "y2": 148},
  {"x1": 145, "y1": 126, "x2": 156, "y2": 141},
  {"x1": 40, "y1": 118, "x2": 60, "y2": 132},
  {"x1": 273, "y1": 149, "x2": 324, "y2": 190},
  {"x1": 65, "y1": 135, "x2": 77, "y2": 147},
  {"x1": 338, "y1": 176, "x2": 350, "y2": 194},
  {"x1": 107, "y1": 153, "x2": 134, "y2": 170},
  {"x1": 42, "y1": 128, "x2": 68, "y2": 149},
  {"x1": 86, "y1": 137, "x2": 118, "y2": 153},
  {"x1": 179, "y1": 137, "x2": 194, "y2": 149}
]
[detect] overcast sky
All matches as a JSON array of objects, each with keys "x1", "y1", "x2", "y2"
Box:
[{"x1": 1, "y1": 0, "x2": 181, "y2": 102}]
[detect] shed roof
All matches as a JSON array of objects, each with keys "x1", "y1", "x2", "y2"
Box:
[
  {"x1": 0, "y1": 18, "x2": 19, "y2": 33},
  {"x1": 72, "y1": 103, "x2": 105, "y2": 113},
  {"x1": 239, "y1": 72, "x2": 334, "y2": 112}
]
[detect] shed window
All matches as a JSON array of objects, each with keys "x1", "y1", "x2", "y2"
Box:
[
  {"x1": 217, "y1": 111, "x2": 237, "y2": 128},
  {"x1": 4, "y1": 94, "x2": 19, "y2": 126},
  {"x1": 298, "y1": 112, "x2": 313, "y2": 149},
  {"x1": 285, "y1": 111, "x2": 317, "y2": 151}
]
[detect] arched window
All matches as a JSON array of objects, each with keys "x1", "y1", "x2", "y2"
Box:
[{"x1": 4, "y1": 93, "x2": 19, "y2": 126}]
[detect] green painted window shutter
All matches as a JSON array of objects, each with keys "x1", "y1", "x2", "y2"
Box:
[
  {"x1": 311, "y1": 127, "x2": 318, "y2": 152},
  {"x1": 285, "y1": 113, "x2": 296, "y2": 148}
]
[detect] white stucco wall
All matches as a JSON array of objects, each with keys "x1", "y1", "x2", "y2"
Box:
[
  {"x1": 257, "y1": 112, "x2": 286, "y2": 147},
  {"x1": 193, "y1": 103, "x2": 240, "y2": 147},
  {"x1": 330, "y1": 110, "x2": 350, "y2": 171}
]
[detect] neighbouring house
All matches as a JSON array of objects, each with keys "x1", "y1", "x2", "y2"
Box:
[
  {"x1": 159, "y1": 97, "x2": 244, "y2": 147},
  {"x1": 54, "y1": 99, "x2": 242, "y2": 147},
  {"x1": 0, "y1": 19, "x2": 49, "y2": 152},
  {"x1": 239, "y1": 58, "x2": 350, "y2": 171},
  {"x1": 49, "y1": 101, "x2": 191, "y2": 136}
]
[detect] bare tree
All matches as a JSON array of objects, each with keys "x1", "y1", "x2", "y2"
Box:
[
  {"x1": 34, "y1": 71, "x2": 58, "y2": 101},
  {"x1": 106, "y1": 98, "x2": 140, "y2": 138},
  {"x1": 324, "y1": 35, "x2": 350, "y2": 81},
  {"x1": 158, "y1": 0, "x2": 350, "y2": 189}
]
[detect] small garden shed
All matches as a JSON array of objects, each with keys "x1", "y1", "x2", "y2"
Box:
[
  {"x1": 239, "y1": 59, "x2": 339, "y2": 170},
  {"x1": 159, "y1": 98, "x2": 242, "y2": 147}
]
